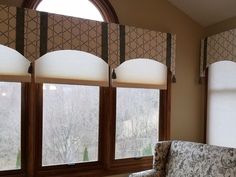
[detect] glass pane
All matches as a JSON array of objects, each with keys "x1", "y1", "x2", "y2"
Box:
[
  {"x1": 115, "y1": 88, "x2": 159, "y2": 159},
  {"x1": 42, "y1": 84, "x2": 99, "y2": 166},
  {"x1": 37, "y1": 0, "x2": 104, "y2": 21},
  {"x1": 0, "y1": 82, "x2": 21, "y2": 171}
]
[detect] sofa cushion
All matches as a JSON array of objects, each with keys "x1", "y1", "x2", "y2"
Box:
[{"x1": 165, "y1": 141, "x2": 236, "y2": 177}]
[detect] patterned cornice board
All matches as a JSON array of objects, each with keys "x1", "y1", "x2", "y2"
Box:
[
  {"x1": 0, "y1": 4, "x2": 176, "y2": 81},
  {"x1": 200, "y1": 29, "x2": 236, "y2": 78}
]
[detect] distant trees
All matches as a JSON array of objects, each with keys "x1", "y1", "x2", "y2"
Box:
[
  {"x1": 16, "y1": 149, "x2": 21, "y2": 168},
  {"x1": 42, "y1": 84, "x2": 99, "y2": 165},
  {"x1": 0, "y1": 82, "x2": 21, "y2": 170},
  {"x1": 0, "y1": 83, "x2": 159, "y2": 168},
  {"x1": 83, "y1": 147, "x2": 89, "y2": 162}
]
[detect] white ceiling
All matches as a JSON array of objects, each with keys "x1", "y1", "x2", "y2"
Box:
[{"x1": 168, "y1": 0, "x2": 236, "y2": 27}]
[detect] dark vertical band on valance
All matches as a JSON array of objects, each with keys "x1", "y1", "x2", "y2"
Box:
[
  {"x1": 102, "y1": 22, "x2": 108, "y2": 63},
  {"x1": 40, "y1": 12, "x2": 48, "y2": 56},
  {"x1": 16, "y1": 8, "x2": 25, "y2": 55},
  {"x1": 203, "y1": 37, "x2": 208, "y2": 71},
  {"x1": 119, "y1": 25, "x2": 125, "y2": 64},
  {"x1": 166, "y1": 33, "x2": 172, "y2": 70}
]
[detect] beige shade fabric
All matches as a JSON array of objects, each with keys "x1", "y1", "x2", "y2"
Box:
[
  {"x1": 207, "y1": 61, "x2": 236, "y2": 148},
  {"x1": 112, "y1": 59, "x2": 167, "y2": 89},
  {"x1": 0, "y1": 44, "x2": 31, "y2": 82},
  {"x1": 35, "y1": 50, "x2": 109, "y2": 86}
]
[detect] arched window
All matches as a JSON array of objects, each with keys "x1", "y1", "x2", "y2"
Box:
[
  {"x1": 20, "y1": 1, "x2": 169, "y2": 176},
  {"x1": 23, "y1": 0, "x2": 118, "y2": 23},
  {"x1": 36, "y1": 0, "x2": 104, "y2": 21}
]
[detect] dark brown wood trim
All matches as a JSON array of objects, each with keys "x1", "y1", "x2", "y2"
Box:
[
  {"x1": 22, "y1": 0, "x2": 41, "y2": 9},
  {"x1": 159, "y1": 70, "x2": 171, "y2": 140},
  {"x1": 203, "y1": 69, "x2": 209, "y2": 144},
  {"x1": 26, "y1": 65, "x2": 37, "y2": 177},
  {"x1": 107, "y1": 74, "x2": 171, "y2": 173},
  {"x1": 21, "y1": 83, "x2": 29, "y2": 175},
  {"x1": 89, "y1": 0, "x2": 119, "y2": 23},
  {"x1": 0, "y1": 83, "x2": 28, "y2": 177},
  {"x1": 22, "y1": 0, "x2": 119, "y2": 23},
  {"x1": 34, "y1": 84, "x2": 106, "y2": 177},
  {"x1": 0, "y1": 173, "x2": 25, "y2": 177}
]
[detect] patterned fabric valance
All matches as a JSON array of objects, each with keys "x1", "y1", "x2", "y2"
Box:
[
  {"x1": 200, "y1": 29, "x2": 236, "y2": 78},
  {"x1": 0, "y1": 5, "x2": 176, "y2": 82}
]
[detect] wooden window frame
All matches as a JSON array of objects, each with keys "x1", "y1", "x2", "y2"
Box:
[
  {"x1": 23, "y1": 0, "x2": 119, "y2": 23},
  {"x1": 203, "y1": 69, "x2": 209, "y2": 143},
  {"x1": 103, "y1": 71, "x2": 171, "y2": 175},
  {"x1": 34, "y1": 84, "x2": 106, "y2": 177},
  {"x1": 33, "y1": 70, "x2": 170, "y2": 177},
  {"x1": 20, "y1": 1, "x2": 170, "y2": 176},
  {"x1": 0, "y1": 82, "x2": 29, "y2": 177}
]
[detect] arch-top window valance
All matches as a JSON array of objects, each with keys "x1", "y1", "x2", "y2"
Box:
[
  {"x1": 35, "y1": 50, "x2": 109, "y2": 86},
  {"x1": 0, "y1": 44, "x2": 31, "y2": 82},
  {"x1": 112, "y1": 59, "x2": 167, "y2": 89},
  {"x1": 0, "y1": 4, "x2": 176, "y2": 85},
  {"x1": 200, "y1": 29, "x2": 236, "y2": 79}
]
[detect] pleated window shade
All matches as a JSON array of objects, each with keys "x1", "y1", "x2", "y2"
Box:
[
  {"x1": 207, "y1": 61, "x2": 236, "y2": 148},
  {"x1": 112, "y1": 59, "x2": 167, "y2": 89},
  {"x1": 35, "y1": 50, "x2": 109, "y2": 86},
  {"x1": 0, "y1": 45, "x2": 31, "y2": 82}
]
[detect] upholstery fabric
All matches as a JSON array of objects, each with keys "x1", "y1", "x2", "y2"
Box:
[
  {"x1": 166, "y1": 141, "x2": 236, "y2": 177},
  {"x1": 129, "y1": 141, "x2": 236, "y2": 177},
  {"x1": 129, "y1": 169, "x2": 159, "y2": 177},
  {"x1": 153, "y1": 141, "x2": 171, "y2": 174}
]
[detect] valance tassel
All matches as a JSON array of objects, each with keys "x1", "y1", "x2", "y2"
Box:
[
  {"x1": 28, "y1": 63, "x2": 33, "y2": 74},
  {"x1": 112, "y1": 69, "x2": 117, "y2": 79},
  {"x1": 171, "y1": 75, "x2": 176, "y2": 83}
]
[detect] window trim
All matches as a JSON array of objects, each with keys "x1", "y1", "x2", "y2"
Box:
[
  {"x1": 34, "y1": 84, "x2": 106, "y2": 174},
  {"x1": 0, "y1": 82, "x2": 28, "y2": 177},
  {"x1": 104, "y1": 71, "x2": 171, "y2": 175},
  {"x1": 33, "y1": 70, "x2": 171, "y2": 176},
  {"x1": 23, "y1": 0, "x2": 119, "y2": 23},
  {"x1": 204, "y1": 69, "x2": 209, "y2": 144},
  {"x1": 21, "y1": 1, "x2": 171, "y2": 176}
]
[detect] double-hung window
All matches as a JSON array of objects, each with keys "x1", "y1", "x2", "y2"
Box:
[
  {"x1": 110, "y1": 58, "x2": 168, "y2": 170},
  {"x1": 0, "y1": 45, "x2": 30, "y2": 174},
  {"x1": 0, "y1": 1, "x2": 171, "y2": 176},
  {"x1": 34, "y1": 50, "x2": 109, "y2": 169}
]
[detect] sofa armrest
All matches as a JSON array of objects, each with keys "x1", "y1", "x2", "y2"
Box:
[
  {"x1": 153, "y1": 141, "x2": 171, "y2": 171},
  {"x1": 129, "y1": 169, "x2": 159, "y2": 177}
]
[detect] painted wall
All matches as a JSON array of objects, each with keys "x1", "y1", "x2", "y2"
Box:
[
  {"x1": 106, "y1": 1, "x2": 204, "y2": 176},
  {"x1": 204, "y1": 16, "x2": 236, "y2": 36},
  {"x1": 109, "y1": 0, "x2": 204, "y2": 143}
]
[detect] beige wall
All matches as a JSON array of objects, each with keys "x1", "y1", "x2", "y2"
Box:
[
  {"x1": 204, "y1": 16, "x2": 236, "y2": 36},
  {"x1": 109, "y1": 0, "x2": 204, "y2": 145}
]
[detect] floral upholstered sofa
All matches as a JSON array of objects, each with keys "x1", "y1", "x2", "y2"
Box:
[{"x1": 129, "y1": 141, "x2": 236, "y2": 177}]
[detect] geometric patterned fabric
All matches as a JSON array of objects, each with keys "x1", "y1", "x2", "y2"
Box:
[
  {"x1": 200, "y1": 29, "x2": 236, "y2": 77},
  {"x1": 0, "y1": 5, "x2": 176, "y2": 80}
]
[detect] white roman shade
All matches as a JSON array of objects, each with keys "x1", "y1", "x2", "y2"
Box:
[
  {"x1": 112, "y1": 59, "x2": 167, "y2": 89},
  {"x1": 35, "y1": 50, "x2": 109, "y2": 86},
  {"x1": 207, "y1": 61, "x2": 236, "y2": 148},
  {"x1": 0, "y1": 44, "x2": 31, "y2": 82}
]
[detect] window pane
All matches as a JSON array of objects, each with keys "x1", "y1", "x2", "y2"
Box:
[
  {"x1": 37, "y1": 0, "x2": 104, "y2": 21},
  {"x1": 115, "y1": 88, "x2": 159, "y2": 159},
  {"x1": 0, "y1": 82, "x2": 21, "y2": 171},
  {"x1": 42, "y1": 84, "x2": 99, "y2": 166}
]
